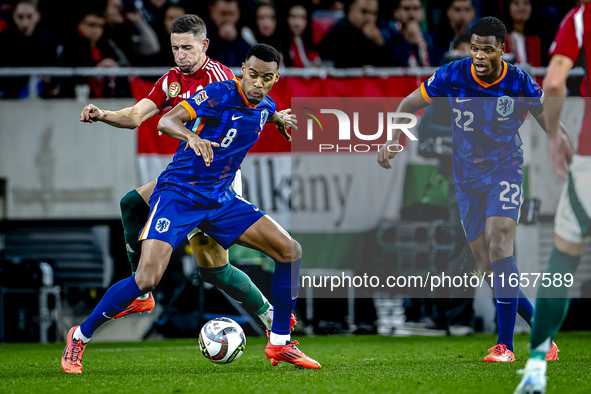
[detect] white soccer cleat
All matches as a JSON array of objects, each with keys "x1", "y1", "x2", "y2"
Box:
[{"x1": 514, "y1": 359, "x2": 547, "y2": 394}]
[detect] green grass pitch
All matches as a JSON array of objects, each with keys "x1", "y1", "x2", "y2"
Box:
[{"x1": 1, "y1": 332, "x2": 590, "y2": 394}]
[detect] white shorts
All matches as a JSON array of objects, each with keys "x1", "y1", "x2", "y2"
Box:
[
  {"x1": 554, "y1": 154, "x2": 591, "y2": 244},
  {"x1": 187, "y1": 169, "x2": 243, "y2": 241}
]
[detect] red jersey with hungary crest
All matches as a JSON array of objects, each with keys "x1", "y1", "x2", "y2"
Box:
[{"x1": 145, "y1": 56, "x2": 234, "y2": 114}]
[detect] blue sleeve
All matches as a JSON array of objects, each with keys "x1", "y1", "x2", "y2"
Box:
[
  {"x1": 420, "y1": 63, "x2": 451, "y2": 103},
  {"x1": 180, "y1": 82, "x2": 232, "y2": 120},
  {"x1": 266, "y1": 95, "x2": 277, "y2": 114},
  {"x1": 524, "y1": 73, "x2": 544, "y2": 117}
]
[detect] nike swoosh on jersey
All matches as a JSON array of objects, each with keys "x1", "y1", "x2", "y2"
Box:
[
  {"x1": 232, "y1": 114, "x2": 243, "y2": 120},
  {"x1": 502, "y1": 204, "x2": 517, "y2": 210},
  {"x1": 456, "y1": 98, "x2": 471, "y2": 103},
  {"x1": 496, "y1": 300, "x2": 512, "y2": 304}
]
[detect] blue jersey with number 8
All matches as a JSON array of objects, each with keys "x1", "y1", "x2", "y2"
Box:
[
  {"x1": 420, "y1": 58, "x2": 543, "y2": 191},
  {"x1": 153, "y1": 79, "x2": 276, "y2": 207}
]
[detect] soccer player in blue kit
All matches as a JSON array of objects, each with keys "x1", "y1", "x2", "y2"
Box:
[
  {"x1": 62, "y1": 44, "x2": 321, "y2": 372},
  {"x1": 378, "y1": 17, "x2": 569, "y2": 362}
]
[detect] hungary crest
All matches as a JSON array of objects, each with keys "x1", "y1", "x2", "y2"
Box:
[{"x1": 168, "y1": 82, "x2": 181, "y2": 98}]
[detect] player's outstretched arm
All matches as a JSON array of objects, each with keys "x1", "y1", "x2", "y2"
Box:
[
  {"x1": 539, "y1": 54, "x2": 576, "y2": 181},
  {"x1": 268, "y1": 109, "x2": 297, "y2": 141},
  {"x1": 377, "y1": 87, "x2": 431, "y2": 169},
  {"x1": 158, "y1": 103, "x2": 219, "y2": 166},
  {"x1": 79, "y1": 99, "x2": 160, "y2": 129}
]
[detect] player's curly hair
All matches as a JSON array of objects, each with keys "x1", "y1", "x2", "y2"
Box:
[
  {"x1": 246, "y1": 44, "x2": 280, "y2": 66},
  {"x1": 171, "y1": 14, "x2": 207, "y2": 39},
  {"x1": 470, "y1": 16, "x2": 507, "y2": 44}
]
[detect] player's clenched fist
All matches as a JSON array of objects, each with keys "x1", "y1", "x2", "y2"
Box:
[
  {"x1": 80, "y1": 104, "x2": 105, "y2": 123},
  {"x1": 187, "y1": 134, "x2": 220, "y2": 166},
  {"x1": 377, "y1": 141, "x2": 401, "y2": 169}
]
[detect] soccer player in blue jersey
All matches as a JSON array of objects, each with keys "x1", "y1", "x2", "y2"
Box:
[
  {"x1": 62, "y1": 44, "x2": 321, "y2": 372},
  {"x1": 378, "y1": 16, "x2": 569, "y2": 362}
]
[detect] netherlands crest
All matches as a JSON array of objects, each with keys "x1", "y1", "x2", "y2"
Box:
[
  {"x1": 496, "y1": 96, "x2": 514, "y2": 117},
  {"x1": 260, "y1": 109, "x2": 269, "y2": 131},
  {"x1": 155, "y1": 218, "x2": 170, "y2": 233}
]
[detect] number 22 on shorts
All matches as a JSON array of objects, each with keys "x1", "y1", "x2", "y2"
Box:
[{"x1": 499, "y1": 181, "x2": 521, "y2": 210}]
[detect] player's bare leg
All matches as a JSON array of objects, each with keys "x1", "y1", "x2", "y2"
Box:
[
  {"x1": 136, "y1": 180, "x2": 157, "y2": 204},
  {"x1": 62, "y1": 240, "x2": 171, "y2": 373},
  {"x1": 190, "y1": 233, "x2": 227, "y2": 268},
  {"x1": 134, "y1": 240, "x2": 174, "y2": 292},
  {"x1": 237, "y1": 216, "x2": 320, "y2": 369},
  {"x1": 468, "y1": 233, "x2": 493, "y2": 281}
]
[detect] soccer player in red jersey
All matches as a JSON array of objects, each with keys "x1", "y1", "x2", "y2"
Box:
[
  {"x1": 75, "y1": 14, "x2": 292, "y2": 330},
  {"x1": 515, "y1": 2, "x2": 591, "y2": 393}
]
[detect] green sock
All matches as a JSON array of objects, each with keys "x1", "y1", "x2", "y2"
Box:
[
  {"x1": 530, "y1": 247, "x2": 581, "y2": 360},
  {"x1": 120, "y1": 189, "x2": 150, "y2": 274},
  {"x1": 200, "y1": 264, "x2": 269, "y2": 313}
]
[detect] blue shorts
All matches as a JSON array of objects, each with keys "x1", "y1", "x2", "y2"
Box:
[
  {"x1": 139, "y1": 190, "x2": 266, "y2": 250},
  {"x1": 456, "y1": 180, "x2": 524, "y2": 243}
]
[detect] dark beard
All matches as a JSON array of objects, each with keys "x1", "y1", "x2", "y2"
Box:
[{"x1": 179, "y1": 64, "x2": 193, "y2": 73}]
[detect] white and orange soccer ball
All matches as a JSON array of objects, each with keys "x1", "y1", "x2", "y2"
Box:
[{"x1": 198, "y1": 317, "x2": 246, "y2": 364}]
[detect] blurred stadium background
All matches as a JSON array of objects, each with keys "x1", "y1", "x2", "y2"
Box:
[{"x1": 0, "y1": 0, "x2": 590, "y2": 354}]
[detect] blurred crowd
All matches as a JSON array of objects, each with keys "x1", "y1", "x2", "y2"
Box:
[{"x1": 0, "y1": 0, "x2": 580, "y2": 98}]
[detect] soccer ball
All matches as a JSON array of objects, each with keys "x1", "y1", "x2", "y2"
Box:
[{"x1": 198, "y1": 317, "x2": 246, "y2": 364}]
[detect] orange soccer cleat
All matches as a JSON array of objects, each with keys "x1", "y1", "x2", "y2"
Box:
[
  {"x1": 61, "y1": 326, "x2": 88, "y2": 374},
  {"x1": 265, "y1": 340, "x2": 321, "y2": 369},
  {"x1": 114, "y1": 293, "x2": 155, "y2": 319},
  {"x1": 545, "y1": 341, "x2": 560, "y2": 361},
  {"x1": 483, "y1": 344, "x2": 515, "y2": 362}
]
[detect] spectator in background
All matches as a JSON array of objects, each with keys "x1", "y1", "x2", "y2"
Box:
[
  {"x1": 281, "y1": 3, "x2": 320, "y2": 67},
  {"x1": 0, "y1": 0, "x2": 58, "y2": 98},
  {"x1": 101, "y1": 0, "x2": 160, "y2": 66},
  {"x1": 163, "y1": 3, "x2": 185, "y2": 36},
  {"x1": 382, "y1": 0, "x2": 443, "y2": 67},
  {"x1": 440, "y1": 33, "x2": 470, "y2": 64},
  {"x1": 434, "y1": 0, "x2": 475, "y2": 54},
  {"x1": 206, "y1": 0, "x2": 250, "y2": 67},
  {"x1": 58, "y1": 8, "x2": 128, "y2": 98},
  {"x1": 143, "y1": 0, "x2": 169, "y2": 29},
  {"x1": 319, "y1": 0, "x2": 398, "y2": 67},
  {"x1": 503, "y1": 0, "x2": 541, "y2": 66},
  {"x1": 251, "y1": 3, "x2": 280, "y2": 50},
  {"x1": 142, "y1": 2, "x2": 186, "y2": 67}
]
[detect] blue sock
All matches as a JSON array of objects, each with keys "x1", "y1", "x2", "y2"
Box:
[
  {"x1": 493, "y1": 256, "x2": 519, "y2": 351},
  {"x1": 271, "y1": 259, "x2": 301, "y2": 335},
  {"x1": 517, "y1": 289, "x2": 534, "y2": 326},
  {"x1": 80, "y1": 275, "x2": 147, "y2": 338}
]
